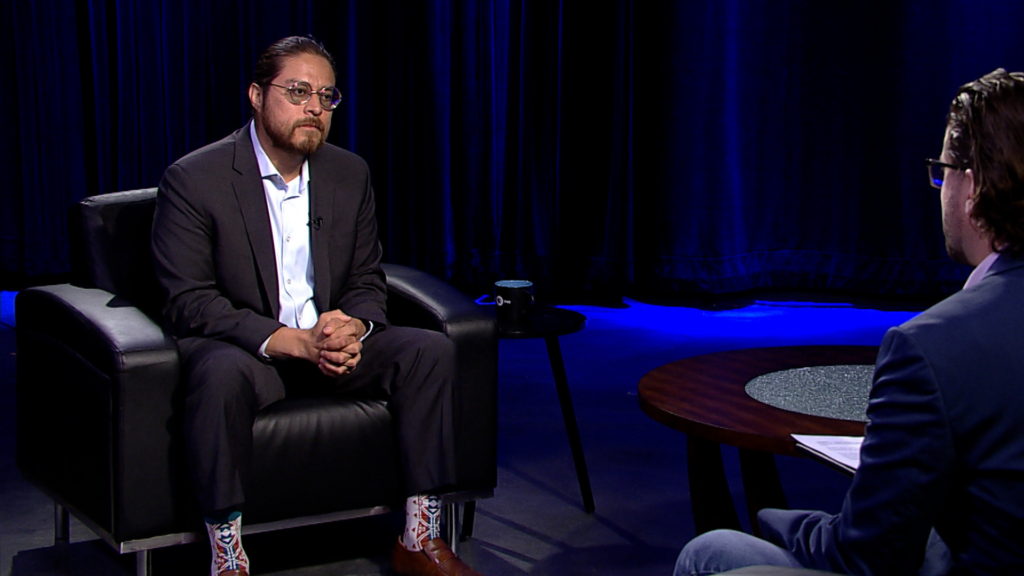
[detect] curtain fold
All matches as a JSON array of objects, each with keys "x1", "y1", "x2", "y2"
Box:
[{"x1": 4, "y1": 1, "x2": 1024, "y2": 295}]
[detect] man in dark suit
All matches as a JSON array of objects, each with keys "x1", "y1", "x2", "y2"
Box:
[
  {"x1": 152, "y1": 36, "x2": 483, "y2": 576},
  {"x1": 674, "y1": 69, "x2": 1024, "y2": 576}
]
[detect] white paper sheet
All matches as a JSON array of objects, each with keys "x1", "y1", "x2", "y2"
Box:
[{"x1": 791, "y1": 434, "x2": 864, "y2": 474}]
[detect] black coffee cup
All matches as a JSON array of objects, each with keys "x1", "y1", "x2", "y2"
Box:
[{"x1": 495, "y1": 280, "x2": 534, "y2": 326}]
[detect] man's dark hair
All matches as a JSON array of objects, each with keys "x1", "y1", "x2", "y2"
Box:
[
  {"x1": 947, "y1": 68, "x2": 1024, "y2": 256},
  {"x1": 252, "y1": 35, "x2": 336, "y2": 89}
]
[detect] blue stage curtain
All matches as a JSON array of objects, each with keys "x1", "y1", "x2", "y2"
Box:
[
  {"x1": 3, "y1": 1, "x2": 1024, "y2": 296},
  {"x1": 634, "y1": 1, "x2": 1024, "y2": 295}
]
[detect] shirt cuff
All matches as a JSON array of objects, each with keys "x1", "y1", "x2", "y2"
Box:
[{"x1": 259, "y1": 319, "x2": 371, "y2": 359}]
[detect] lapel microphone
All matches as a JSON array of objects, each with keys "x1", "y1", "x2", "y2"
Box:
[{"x1": 308, "y1": 217, "x2": 323, "y2": 230}]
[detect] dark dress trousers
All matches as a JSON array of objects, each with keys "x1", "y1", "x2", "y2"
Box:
[
  {"x1": 152, "y1": 123, "x2": 455, "y2": 513},
  {"x1": 758, "y1": 255, "x2": 1024, "y2": 575}
]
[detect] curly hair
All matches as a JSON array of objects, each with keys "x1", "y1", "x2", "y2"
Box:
[
  {"x1": 946, "y1": 68, "x2": 1024, "y2": 256},
  {"x1": 252, "y1": 35, "x2": 335, "y2": 91}
]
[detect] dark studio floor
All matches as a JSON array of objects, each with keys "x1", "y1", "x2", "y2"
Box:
[{"x1": 0, "y1": 290, "x2": 927, "y2": 576}]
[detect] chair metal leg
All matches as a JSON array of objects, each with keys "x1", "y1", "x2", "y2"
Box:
[
  {"x1": 54, "y1": 503, "x2": 70, "y2": 545},
  {"x1": 461, "y1": 500, "x2": 476, "y2": 541},
  {"x1": 136, "y1": 550, "x2": 151, "y2": 576},
  {"x1": 443, "y1": 503, "x2": 458, "y2": 555}
]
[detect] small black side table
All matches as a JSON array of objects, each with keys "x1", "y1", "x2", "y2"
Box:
[{"x1": 499, "y1": 305, "x2": 594, "y2": 513}]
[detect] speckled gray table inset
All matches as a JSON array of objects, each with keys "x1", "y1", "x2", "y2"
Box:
[{"x1": 744, "y1": 365, "x2": 874, "y2": 423}]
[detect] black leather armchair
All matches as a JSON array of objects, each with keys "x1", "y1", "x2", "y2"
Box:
[{"x1": 15, "y1": 188, "x2": 497, "y2": 575}]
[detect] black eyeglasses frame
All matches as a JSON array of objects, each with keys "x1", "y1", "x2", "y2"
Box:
[{"x1": 925, "y1": 158, "x2": 965, "y2": 189}]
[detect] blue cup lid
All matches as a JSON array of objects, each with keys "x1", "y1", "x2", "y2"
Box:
[{"x1": 495, "y1": 280, "x2": 532, "y2": 288}]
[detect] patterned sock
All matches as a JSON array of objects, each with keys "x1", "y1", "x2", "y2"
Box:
[
  {"x1": 401, "y1": 494, "x2": 442, "y2": 551},
  {"x1": 205, "y1": 512, "x2": 250, "y2": 575}
]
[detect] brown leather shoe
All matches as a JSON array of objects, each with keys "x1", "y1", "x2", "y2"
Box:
[{"x1": 391, "y1": 538, "x2": 483, "y2": 576}]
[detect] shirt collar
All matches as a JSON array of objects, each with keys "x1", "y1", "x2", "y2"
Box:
[
  {"x1": 249, "y1": 120, "x2": 310, "y2": 190},
  {"x1": 964, "y1": 251, "x2": 1001, "y2": 289}
]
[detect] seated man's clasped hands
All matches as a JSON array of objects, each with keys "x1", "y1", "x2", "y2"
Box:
[{"x1": 264, "y1": 309, "x2": 366, "y2": 376}]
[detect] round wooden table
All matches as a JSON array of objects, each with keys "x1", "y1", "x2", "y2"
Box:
[{"x1": 638, "y1": 345, "x2": 876, "y2": 534}]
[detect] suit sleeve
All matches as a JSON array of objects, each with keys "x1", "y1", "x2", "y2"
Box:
[
  {"x1": 152, "y1": 163, "x2": 283, "y2": 355},
  {"x1": 758, "y1": 326, "x2": 955, "y2": 575},
  {"x1": 334, "y1": 172, "x2": 388, "y2": 330}
]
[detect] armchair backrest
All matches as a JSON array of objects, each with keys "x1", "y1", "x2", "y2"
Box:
[{"x1": 70, "y1": 188, "x2": 163, "y2": 319}]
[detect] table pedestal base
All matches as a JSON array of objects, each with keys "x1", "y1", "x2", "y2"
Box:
[
  {"x1": 640, "y1": 346, "x2": 874, "y2": 537},
  {"x1": 688, "y1": 437, "x2": 788, "y2": 536}
]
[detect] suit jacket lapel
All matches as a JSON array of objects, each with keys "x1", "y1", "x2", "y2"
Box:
[
  {"x1": 232, "y1": 123, "x2": 281, "y2": 319},
  {"x1": 309, "y1": 154, "x2": 334, "y2": 315}
]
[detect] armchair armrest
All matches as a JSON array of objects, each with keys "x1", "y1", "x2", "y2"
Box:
[
  {"x1": 381, "y1": 264, "x2": 498, "y2": 492},
  {"x1": 17, "y1": 284, "x2": 175, "y2": 373},
  {"x1": 16, "y1": 285, "x2": 192, "y2": 542},
  {"x1": 382, "y1": 263, "x2": 494, "y2": 338}
]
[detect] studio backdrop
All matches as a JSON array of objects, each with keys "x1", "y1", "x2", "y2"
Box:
[{"x1": 4, "y1": 0, "x2": 1024, "y2": 297}]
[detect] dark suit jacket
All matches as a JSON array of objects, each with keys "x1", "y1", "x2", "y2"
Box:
[
  {"x1": 760, "y1": 255, "x2": 1024, "y2": 575},
  {"x1": 152, "y1": 122, "x2": 387, "y2": 356}
]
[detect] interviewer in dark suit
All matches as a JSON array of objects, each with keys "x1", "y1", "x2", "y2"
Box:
[
  {"x1": 152, "y1": 36, "x2": 483, "y2": 576},
  {"x1": 674, "y1": 69, "x2": 1024, "y2": 576}
]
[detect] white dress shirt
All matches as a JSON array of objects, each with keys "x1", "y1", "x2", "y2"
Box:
[
  {"x1": 251, "y1": 121, "x2": 319, "y2": 330},
  {"x1": 251, "y1": 122, "x2": 373, "y2": 358}
]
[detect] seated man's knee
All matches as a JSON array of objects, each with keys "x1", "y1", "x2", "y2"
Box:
[
  {"x1": 389, "y1": 328, "x2": 455, "y2": 367},
  {"x1": 418, "y1": 330, "x2": 455, "y2": 364},
  {"x1": 675, "y1": 529, "x2": 801, "y2": 576},
  {"x1": 184, "y1": 341, "x2": 269, "y2": 406}
]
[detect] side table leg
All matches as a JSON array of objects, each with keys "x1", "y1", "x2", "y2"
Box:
[
  {"x1": 738, "y1": 448, "x2": 788, "y2": 537},
  {"x1": 687, "y1": 436, "x2": 741, "y2": 535},
  {"x1": 545, "y1": 335, "x2": 596, "y2": 513}
]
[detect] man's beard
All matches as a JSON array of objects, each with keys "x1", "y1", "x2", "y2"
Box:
[
  {"x1": 942, "y1": 208, "x2": 970, "y2": 265},
  {"x1": 263, "y1": 115, "x2": 327, "y2": 155}
]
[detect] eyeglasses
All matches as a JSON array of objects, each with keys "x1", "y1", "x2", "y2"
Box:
[
  {"x1": 925, "y1": 158, "x2": 965, "y2": 189},
  {"x1": 266, "y1": 81, "x2": 342, "y2": 110}
]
